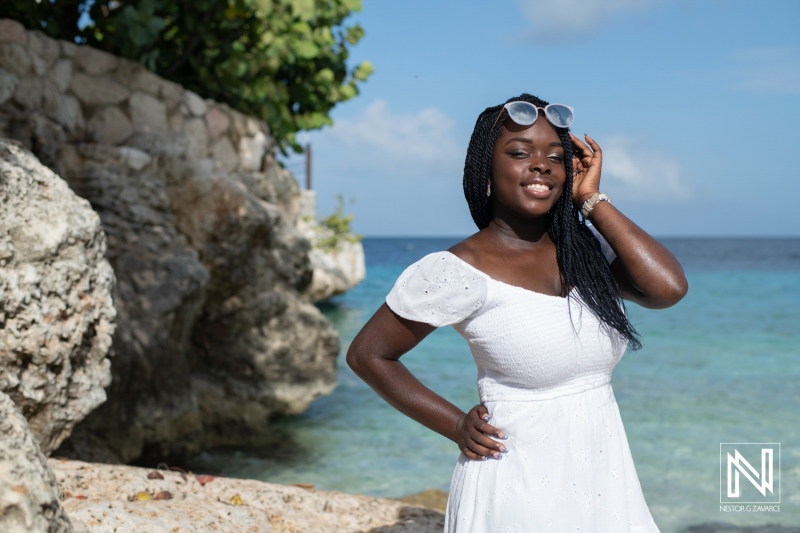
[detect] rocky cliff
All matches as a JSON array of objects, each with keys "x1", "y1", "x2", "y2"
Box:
[{"x1": 0, "y1": 19, "x2": 360, "y2": 463}]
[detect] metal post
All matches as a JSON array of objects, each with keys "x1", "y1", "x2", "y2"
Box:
[{"x1": 305, "y1": 143, "x2": 312, "y2": 190}]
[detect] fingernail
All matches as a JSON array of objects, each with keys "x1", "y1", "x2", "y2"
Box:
[
  {"x1": 498, "y1": 432, "x2": 506, "y2": 439},
  {"x1": 481, "y1": 456, "x2": 487, "y2": 461},
  {"x1": 482, "y1": 416, "x2": 490, "y2": 422},
  {"x1": 495, "y1": 453, "x2": 502, "y2": 460},
  {"x1": 502, "y1": 447, "x2": 509, "y2": 453}
]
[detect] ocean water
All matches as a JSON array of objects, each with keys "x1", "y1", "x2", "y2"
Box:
[{"x1": 189, "y1": 237, "x2": 800, "y2": 532}]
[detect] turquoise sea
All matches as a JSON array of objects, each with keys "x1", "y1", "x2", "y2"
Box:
[{"x1": 189, "y1": 237, "x2": 800, "y2": 532}]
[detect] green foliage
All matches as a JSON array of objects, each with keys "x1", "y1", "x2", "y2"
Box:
[
  {"x1": 316, "y1": 195, "x2": 362, "y2": 252},
  {"x1": 1, "y1": 0, "x2": 87, "y2": 39},
  {"x1": 0, "y1": 0, "x2": 372, "y2": 152}
]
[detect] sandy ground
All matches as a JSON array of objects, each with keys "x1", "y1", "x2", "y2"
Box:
[{"x1": 49, "y1": 459, "x2": 444, "y2": 533}]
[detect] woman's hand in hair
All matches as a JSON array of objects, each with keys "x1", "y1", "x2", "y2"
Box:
[
  {"x1": 455, "y1": 404, "x2": 508, "y2": 461},
  {"x1": 570, "y1": 133, "x2": 603, "y2": 206}
]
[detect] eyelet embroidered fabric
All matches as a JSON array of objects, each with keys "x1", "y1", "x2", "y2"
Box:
[{"x1": 384, "y1": 232, "x2": 660, "y2": 532}]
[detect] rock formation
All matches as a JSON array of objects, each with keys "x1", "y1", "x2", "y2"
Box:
[
  {"x1": 0, "y1": 140, "x2": 115, "y2": 456},
  {"x1": 299, "y1": 191, "x2": 366, "y2": 302},
  {"x1": 0, "y1": 19, "x2": 354, "y2": 463},
  {"x1": 51, "y1": 459, "x2": 444, "y2": 533},
  {"x1": 0, "y1": 391, "x2": 81, "y2": 533}
]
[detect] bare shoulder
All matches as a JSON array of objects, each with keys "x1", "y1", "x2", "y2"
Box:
[{"x1": 447, "y1": 232, "x2": 487, "y2": 269}]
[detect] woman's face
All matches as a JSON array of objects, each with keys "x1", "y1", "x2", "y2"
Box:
[{"x1": 490, "y1": 113, "x2": 567, "y2": 221}]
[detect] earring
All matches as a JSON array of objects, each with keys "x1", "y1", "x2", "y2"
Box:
[{"x1": 486, "y1": 181, "x2": 491, "y2": 197}]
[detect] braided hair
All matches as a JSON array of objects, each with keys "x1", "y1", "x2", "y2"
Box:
[{"x1": 463, "y1": 93, "x2": 641, "y2": 350}]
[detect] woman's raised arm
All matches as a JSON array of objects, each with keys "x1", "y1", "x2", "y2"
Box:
[{"x1": 571, "y1": 133, "x2": 688, "y2": 309}]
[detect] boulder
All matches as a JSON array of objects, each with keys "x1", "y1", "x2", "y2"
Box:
[
  {"x1": 298, "y1": 191, "x2": 366, "y2": 302},
  {"x1": 57, "y1": 134, "x2": 339, "y2": 459},
  {"x1": 0, "y1": 140, "x2": 115, "y2": 456},
  {"x1": 0, "y1": 392, "x2": 78, "y2": 533},
  {"x1": 164, "y1": 151, "x2": 339, "y2": 446},
  {"x1": 58, "y1": 142, "x2": 209, "y2": 463}
]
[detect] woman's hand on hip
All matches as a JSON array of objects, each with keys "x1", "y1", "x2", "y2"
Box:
[{"x1": 455, "y1": 404, "x2": 508, "y2": 461}]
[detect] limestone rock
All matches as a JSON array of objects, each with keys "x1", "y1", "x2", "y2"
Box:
[
  {"x1": 26, "y1": 31, "x2": 60, "y2": 75},
  {"x1": 237, "y1": 157, "x2": 301, "y2": 224},
  {"x1": 238, "y1": 131, "x2": 267, "y2": 171},
  {"x1": 12, "y1": 75, "x2": 42, "y2": 109},
  {"x1": 0, "y1": 19, "x2": 27, "y2": 46},
  {"x1": 129, "y1": 91, "x2": 168, "y2": 131},
  {"x1": 49, "y1": 59, "x2": 73, "y2": 93},
  {"x1": 0, "y1": 111, "x2": 66, "y2": 174},
  {"x1": 86, "y1": 106, "x2": 133, "y2": 145},
  {"x1": 52, "y1": 459, "x2": 444, "y2": 533},
  {"x1": 184, "y1": 117, "x2": 208, "y2": 158},
  {"x1": 0, "y1": 392, "x2": 77, "y2": 533},
  {"x1": 211, "y1": 137, "x2": 238, "y2": 172},
  {"x1": 69, "y1": 73, "x2": 128, "y2": 106},
  {"x1": 167, "y1": 164, "x2": 340, "y2": 446},
  {"x1": 304, "y1": 239, "x2": 367, "y2": 303},
  {"x1": 0, "y1": 140, "x2": 115, "y2": 455},
  {"x1": 0, "y1": 67, "x2": 19, "y2": 105},
  {"x1": 58, "y1": 143, "x2": 209, "y2": 463},
  {"x1": 42, "y1": 84, "x2": 83, "y2": 133},
  {"x1": 184, "y1": 90, "x2": 207, "y2": 117},
  {"x1": 73, "y1": 46, "x2": 118, "y2": 76},
  {"x1": 0, "y1": 43, "x2": 31, "y2": 77},
  {"x1": 205, "y1": 107, "x2": 230, "y2": 140},
  {"x1": 118, "y1": 59, "x2": 163, "y2": 97},
  {"x1": 298, "y1": 191, "x2": 366, "y2": 302}
]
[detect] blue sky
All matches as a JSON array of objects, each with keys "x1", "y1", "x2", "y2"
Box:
[{"x1": 284, "y1": 0, "x2": 800, "y2": 237}]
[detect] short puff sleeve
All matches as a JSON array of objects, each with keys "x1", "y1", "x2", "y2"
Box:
[
  {"x1": 386, "y1": 252, "x2": 488, "y2": 327},
  {"x1": 588, "y1": 224, "x2": 617, "y2": 264}
]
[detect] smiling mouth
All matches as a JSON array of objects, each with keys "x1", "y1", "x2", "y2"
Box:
[{"x1": 523, "y1": 183, "x2": 552, "y2": 192}]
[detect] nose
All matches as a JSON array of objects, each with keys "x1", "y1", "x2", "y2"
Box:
[{"x1": 528, "y1": 154, "x2": 551, "y2": 175}]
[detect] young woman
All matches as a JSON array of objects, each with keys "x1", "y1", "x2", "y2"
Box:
[{"x1": 347, "y1": 93, "x2": 687, "y2": 531}]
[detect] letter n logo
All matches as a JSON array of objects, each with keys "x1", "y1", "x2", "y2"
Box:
[{"x1": 720, "y1": 443, "x2": 780, "y2": 503}]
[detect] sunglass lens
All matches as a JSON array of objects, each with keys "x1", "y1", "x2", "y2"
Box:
[
  {"x1": 545, "y1": 105, "x2": 574, "y2": 128},
  {"x1": 506, "y1": 101, "x2": 538, "y2": 126}
]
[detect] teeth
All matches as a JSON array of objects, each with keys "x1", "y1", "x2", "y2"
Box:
[{"x1": 525, "y1": 183, "x2": 550, "y2": 191}]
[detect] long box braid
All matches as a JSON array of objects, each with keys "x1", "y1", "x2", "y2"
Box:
[{"x1": 463, "y1": 93, "x2": 641, "y2": 350}]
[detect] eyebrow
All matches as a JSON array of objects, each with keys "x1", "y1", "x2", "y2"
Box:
[{"x1": 503, "y1": 137, "x2": 563, "y2": 148}]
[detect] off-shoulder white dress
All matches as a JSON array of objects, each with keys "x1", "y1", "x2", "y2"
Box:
[{"x1": 385, "y1": 229, "x2": 660, "y2": 532}]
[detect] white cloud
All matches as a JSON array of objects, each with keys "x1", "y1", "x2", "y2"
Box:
[
  {"x1": 732, "y1": 46, "x2": 800, "y2": 94},
  {"x1": 517, "y1": 0, "x2": 654, "y2": 40},
  {"x1": 296, "y1": 100, "x2": 471, "y2": 235},
  {"x1": 326, "y1": 99, "x2": 463, "y2": 172},
  {"x1": 600, "y1": 135, "x2": 691, "y2": 202}
]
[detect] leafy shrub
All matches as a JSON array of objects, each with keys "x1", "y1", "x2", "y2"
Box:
[{"x1": 1, "y1": 0, "x2": 372, "y2": 152}]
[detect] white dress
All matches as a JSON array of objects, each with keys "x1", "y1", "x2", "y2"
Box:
[{"x1": 385, "y1": 229, "x2": 661, "y2": 532}]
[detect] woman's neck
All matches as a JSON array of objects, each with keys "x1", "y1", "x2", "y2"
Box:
[{"x1": 485, "y1": 217, "x2": 552, "y2": 251}]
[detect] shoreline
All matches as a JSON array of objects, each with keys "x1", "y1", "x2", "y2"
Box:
[{"x1": 50, "y1": 458, "x2": 444, "y2": 532}]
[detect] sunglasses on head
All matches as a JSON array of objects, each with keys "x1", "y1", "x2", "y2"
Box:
[{"x1": 490, "y1": 101, "x2": 575, "y2": 131}]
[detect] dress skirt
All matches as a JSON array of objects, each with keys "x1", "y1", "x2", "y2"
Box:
[{"x1": 445, "y1": 383, "x2": 661, "y2": 532}]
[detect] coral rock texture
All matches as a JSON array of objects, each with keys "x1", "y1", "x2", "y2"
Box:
[
  {"x1": 0, "y1": 391, "x2": 81, "y2": 533},
  {"x1": 0, "y1": 140, "x2": 115, "y2": 455},
  {"x1": 51, "y1": 459, "x2": 444, "y2": 533}
]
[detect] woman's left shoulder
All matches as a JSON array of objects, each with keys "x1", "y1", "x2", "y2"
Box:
[{"x1": 447, "y1": 232, "x2": 486, "y2": 271}]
